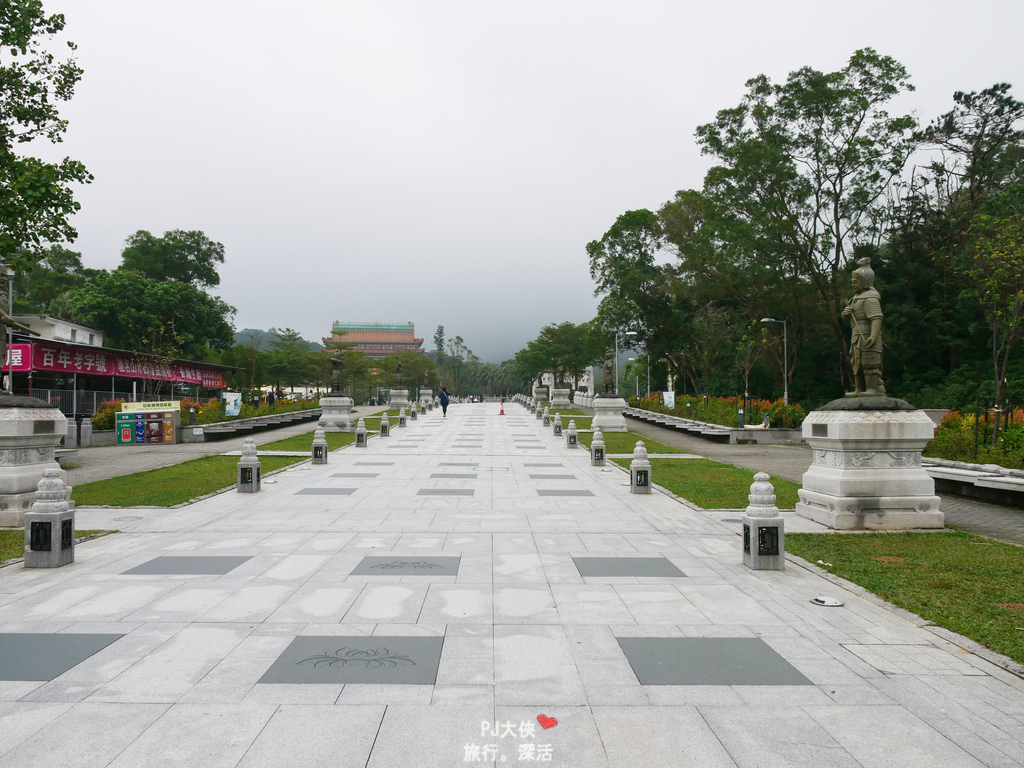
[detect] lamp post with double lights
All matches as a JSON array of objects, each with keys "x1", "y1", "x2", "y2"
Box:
[
  {"x1": 614, "y1": 330, "x2": 637, "y2": 396},
  {"x1": 759, "y1": 317, "x2": 788, "y2": 405}
]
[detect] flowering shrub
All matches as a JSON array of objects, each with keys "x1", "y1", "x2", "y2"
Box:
[
  {"x1": 630, "y1": 394, "x2": 805, "y2": 429},
  {"x1": 91, "y1": 399, "x2": 126, "y2": 430},
  {"x1": 925, "y1": 408, "x2": 1024, "y2": 469}
]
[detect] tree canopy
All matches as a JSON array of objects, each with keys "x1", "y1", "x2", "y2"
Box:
[
  {"x1": 120, "y1": 229, "x2": 226, "y2": 288},
  {"x1": 0, "y1": 1, "x2": 91, "y2": 268}
]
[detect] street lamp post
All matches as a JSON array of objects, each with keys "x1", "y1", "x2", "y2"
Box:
[
  {"x1": 760, "y1": 318, "x2": 788, "y2": 405},
  {"x1": 615, "y1": 330, "x2": 637, "y2": 396}
]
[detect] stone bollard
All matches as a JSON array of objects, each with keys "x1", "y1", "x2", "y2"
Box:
[
  {"x1": 565, "y1": 420, "x2": 578, "y2": 448},
  {"x1": 410, "y1": 405, "x2": 418, "y2": 421},
  {"x1": 237, "y1": 437, "x2": 261, "y2": 493},
  {"x1": 311, "y1": 424, "x2": 328, "y2": 465},
  {"x1": 380, "y1": 413, "x2": 390, "y2": 438},
  {"x1": 355, "y1": 418, "x2": 368, "y2": 447},
  {"x1": 552, "y1": 413, "x2": 562, "y2": 438},
  {"x1": 542, "y1": 407, "x2": 551, "y2": 427},
  {"x1": 742, "y1": 472, "x2": 785, "y2": 571},
  {"x1": 24, "y1": 468, "x2": 74, "y2": 568},
  {"x1": 630, "y1": 441, "x2": 651, "y2": 494},
  {"x1": 398, "y1": 408, "x2": 407, "y2": 428},
  {"x1": 590, "y1": 429, "x2": 606, "y2": 466},
  {"x1": 535, "y1": 403, "x2": 543, "y2": 420}
]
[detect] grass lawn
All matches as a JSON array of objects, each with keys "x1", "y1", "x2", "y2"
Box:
[
  {"x1": 611, "y1": 457, "x2": 800, "y2": 508},
  {"x1": 579, "y1": 430, "x2": 680, "y2": 454},
  {"x1": 542, "y1": 408, "x2": 587, "y2": 417},
  {"x1": 0, "y1": 529, "x2": 110, "y2": 562},
  {"x1": 259, "y1": 432, "x2": 356, "y2": 451},
  {"x1": 72, "y1": 455, "x2": 306, "y2": 507},
  {"x1": 786, "y1": 530, "x2": 1024, "y2": 666}
]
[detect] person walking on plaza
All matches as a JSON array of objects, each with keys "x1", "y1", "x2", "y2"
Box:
[{"x1": 438, "y1": 386, "x2": 451, "y2": 417}]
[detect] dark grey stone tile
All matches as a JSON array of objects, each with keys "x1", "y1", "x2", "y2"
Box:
[
  {"x1": 573, "y1": 557, "x2": 685, "y2": 577},
  {"x1": 259, "y1": 636, "x2": 444, "y2": 685},
  {"x1": 418, "y1": 489, "x2": 475, "y2": 496},
  {"x1": 0, "y1": 634, "x2": 123, "y2": 681},
  {"x1": 295, "y1": 488, "x2": 357, "y2": 496},
  {"x1": 617, "y1": 637, "x2": 813, "y2": 686},
  {"x1": 350, "y1": 556, "x2": 461, "y2": 576},
  {"x1": 122, "y1": 556, "x2": 253, "y2": 575},
  {"x1": 720, "y1": 518, "x2": 742, "y2": 523},
  {"x1": 537, "y1": 490, "x2": 594, "y2": 497}
]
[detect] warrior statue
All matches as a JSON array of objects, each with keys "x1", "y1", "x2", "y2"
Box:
[
  {"x1": 395, "y1": 359, "x2": 403, "y2": 387},
  {"x1": 602, "y1": 347, "x2": 615, "y2": 395},
  {"x1": 330, "y1": 350, "x2": 344, "y2": 393},
  {"x1": 843, "y1": 257, "x2": 885, "y2": 398}
]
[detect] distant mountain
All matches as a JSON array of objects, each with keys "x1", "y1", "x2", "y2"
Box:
[{"x1": 234, "y1": 328, "x2": 323, "y2": 352}]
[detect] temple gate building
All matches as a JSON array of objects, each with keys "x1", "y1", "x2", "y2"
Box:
[{"x1": 322, "y1": 322, "x2": 424, "y2": 358}]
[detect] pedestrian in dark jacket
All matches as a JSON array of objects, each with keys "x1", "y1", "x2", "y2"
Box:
[{"x1": 438, "y1": 386, "x2": 450, "y2": 417}]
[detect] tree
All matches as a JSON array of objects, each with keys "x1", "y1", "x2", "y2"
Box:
[
  {"x1": 916, "y1": 83, "x2": 1024, "y2": 212},
  {"x1": 267, "y1": 327, "x2": 313, "y2": 391},
  {"x1": 694, "y1": 49, "x2": 917, "y2": 378},
  {"x1": 434, "y1": 325, "x2": 445, "y2": 357},
  {"x1": 63, "y1": 267, "x2": 235, "y2": 362},
  {"x1": 0, "y1": 2, "x2": 91, "y2": 268},
  {"x1": 13, "y1": 244, "x2": 97, "y2": 312},
  {"x1": 956, "y1": 213, "x2": 1024, "y2": 443},
  {"x1": 120, "y1": 229, "x2": 226, "y2": 287}
]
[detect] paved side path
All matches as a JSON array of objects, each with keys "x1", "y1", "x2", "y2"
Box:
[
  {"x1": 621, "y1": 414, "x2": 1024, "y2": 546},
  {"x1": 64, "y1": 406, "x2": 391, "y2": 486},
  {"x1": 0, "y1": 402, "x2": 1018, "y2": 766}
]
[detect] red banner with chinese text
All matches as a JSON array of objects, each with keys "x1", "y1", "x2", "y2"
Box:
[{"x1": 4, "y1": 342, "x2": 227, "y2": 388}]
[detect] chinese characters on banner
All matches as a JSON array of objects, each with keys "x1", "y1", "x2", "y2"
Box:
[{"x1": 5, "y1": 343, "x2": 227, "y2": 388}]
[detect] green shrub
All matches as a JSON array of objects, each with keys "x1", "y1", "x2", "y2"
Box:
[{"x1": 630, "y1": 394, "x2": 806, "y2": 429}]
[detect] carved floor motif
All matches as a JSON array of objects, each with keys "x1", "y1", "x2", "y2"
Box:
[
  {"x1": 349, "y1": 555, "x2": 461, "y2": 576},
  {"x1": 259, "y1": 636, "x2": 443, "y2": 684}
]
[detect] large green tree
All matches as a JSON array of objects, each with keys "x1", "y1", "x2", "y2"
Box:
[
  {"x1": 13, "y1": 244, "x2": 97, "y2": 312},
  {"x1": 63, "y1": 267, "x2": 235, "y2": 360},
  {"x1": 120, "y1": 229, "x2": 226, "y2": 288},
  {"x1": 0, "y1": 1, "x2": 91, "y2": 268},
  {"x1": 694, "y1": 48, "x2": 917, "y2": 376}
]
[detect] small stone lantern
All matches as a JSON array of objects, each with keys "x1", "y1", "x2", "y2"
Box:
[
  {"x1": 398, "y1": 408, "x2": 407, "y2": 428},
  {"x1": 591, "y1": 429, "x2": 606, "y2": 466},
  {"x1": 237, "y1": 437, "x2": 261, "y2": 493},
  {"x1": 355, "y1": 418, "x2": 368, "y2": 447},
  {"x1": 565, "y1": 420, "x2": 578, "y2": 448},
  {"x1": 552, "y1": 413, "x2": 562, "y2": 438},
  {"x1": 380, "y1": 413, "x2": 390, "y2": 438},
  {"x1": 535, "y1": 403, "x2": 543, "y2": 420},
  {"x1": 630, "y1": 440, "x2": 651, "y2": 494},
  {"x1": 24, "y1": 468, "x2": 74, "y2": 568},
  {"x1": 410, "y1": 405, "x2": 418, "y2": 421},
  {"x1": 742, "y1": 472, "x2": 785, "y2": 571},
  {"x1": 311, "y1": 424, "x2": 328, "y2": 465},
  {"x1": 542, "y1": 407, "x2": 551, "y2": 427}
]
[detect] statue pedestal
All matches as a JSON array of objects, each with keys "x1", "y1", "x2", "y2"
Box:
[
  {"x1": 551, "y1": 388, "x2": 571, "y2": 408},
  {"x1": 390, "y1": 389, "x2": 411, "y2": 410},
  {"x1": 419, "y1": 388, "x2": 433, "y2": 407},
  {"x1": 318, "y1": 394, "x2": 354, "y2": 431},
  {"x1": 796, "y1": 397, "x2": 943, "y2": 530},
  {"x1": 591, "y1": 395, "x2": 628, "y2": 432},
  {"x1": 0, "y1": 395, "x2": 69, "y2": 527},
  {"x1": 532, "y1": 385, "x2": 549, "y2": 403}
]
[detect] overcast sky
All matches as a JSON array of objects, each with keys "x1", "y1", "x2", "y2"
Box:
[{"x1": 39, "y1": 0, "x2": 1024, "y2": 363}]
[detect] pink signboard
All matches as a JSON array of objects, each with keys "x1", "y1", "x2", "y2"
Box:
[{"x1": 4, "y1": 342, "x2": 227, "y2": 388}]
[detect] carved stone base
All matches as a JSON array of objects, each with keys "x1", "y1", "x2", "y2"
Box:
[
  {"x1": 796, "y1": 397, "x2": 943, "y2": 530},
  {"x1": 591, "y1": 395, "x2": 628, "y2": 432},
  {"x1": 0, "y1": 395, "x2": 68, "y2": 527},
  {"x1": 550, "y1": 388, "x2": 571, "y2": 408},
  {"x1": 390, "y1": 389, "x2": 411, "y2": 410},
  {"x1": 419, "y1": 388, "x2": 433, "y2": 407},
  {"x1": 532, "y1": 385, "x2": 549, "y2": 403},
  {"x1": 318, "y1": 395, "x2": 354, "y2": 431}
]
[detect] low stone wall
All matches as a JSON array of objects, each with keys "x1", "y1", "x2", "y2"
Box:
[
  {"x1": 923, "y1": 456, "x2": 1024, "y2": 507},
  {"x1": 181, "y1": 408, "x2": 322, "y2": 443}
]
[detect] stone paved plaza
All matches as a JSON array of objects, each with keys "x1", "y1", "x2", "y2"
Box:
[{"x1": 1, "y1": 402, "x2": 1023, "y2": 766}]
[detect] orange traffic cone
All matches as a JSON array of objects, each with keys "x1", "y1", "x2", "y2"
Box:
[{"x1": 499, "y1": 401, "x2": 505, "y2": 415}]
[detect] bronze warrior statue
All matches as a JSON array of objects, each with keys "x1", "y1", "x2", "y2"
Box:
[
  {"x1": 330, "y1": 350, "x2": 344, "y2": 393},
  {"x1": 602, "y1": 347, "x2": 615, "y2": 395}
]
